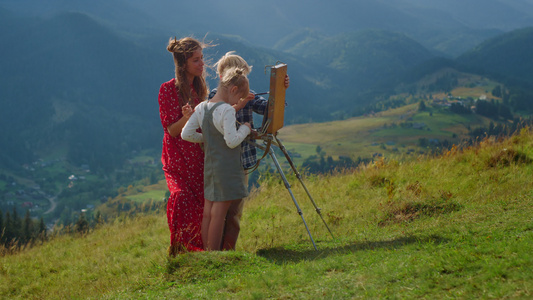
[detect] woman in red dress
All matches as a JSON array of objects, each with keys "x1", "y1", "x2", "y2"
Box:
[{"x1": 158, "y1": 37, "x2": 208, "y2": 255}]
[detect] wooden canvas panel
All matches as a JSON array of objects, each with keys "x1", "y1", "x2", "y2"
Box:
[{"x1": 262, "y1": 63, "x2": 287, "y2": 135}]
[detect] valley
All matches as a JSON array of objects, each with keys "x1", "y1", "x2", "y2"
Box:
[{"x1": 278, "y1": 77, "x2": 501, "y2": 165}]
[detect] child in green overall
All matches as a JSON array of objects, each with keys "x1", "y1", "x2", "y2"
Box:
[{"x1": 181, "y1": 67, "x2": 252, "y2": 251}]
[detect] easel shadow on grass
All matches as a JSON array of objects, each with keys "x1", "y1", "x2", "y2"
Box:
[{"x1": 256, "y1": 234, "x2": 449, "y2": 264}]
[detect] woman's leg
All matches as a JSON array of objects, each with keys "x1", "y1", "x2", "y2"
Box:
[{"x1": 206, "y1": 200, "x2": 233, "y2": 251}]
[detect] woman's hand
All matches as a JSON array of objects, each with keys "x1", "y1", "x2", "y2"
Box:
[
  {"x1": 168, "y1": 105, "x2": 193, "y2": 138},
  {"x1": 285, "y1": 74, "x2": 290, "y2": 89},
  {"x1": 181, "y1": 103, "x2": 194, "y2": 119}
]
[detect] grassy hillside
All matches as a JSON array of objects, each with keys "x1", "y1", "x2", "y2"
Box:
[
  {"x1": 2, "y1": 128, "x2": 532, "y2": 299},
  {"x1": 277, "y1": 98, "x2": 493, "y2": 165}
]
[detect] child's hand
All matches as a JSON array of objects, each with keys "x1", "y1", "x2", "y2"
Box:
[
  {"x1": 235, "y1": 93, "x2": 255, "y2": 111},
  {"x1": 182, "y1": 104, "x2": 194, "y2": 119},
  {"x1": 244, "y1": 92, "x2": 255, "y2": 103},
  {"x1": 284, "y1": 74, "x2": 290, "y2": 89},
  {"x1": 250, "y1": 129, "x2": 259, "y2": 138}
]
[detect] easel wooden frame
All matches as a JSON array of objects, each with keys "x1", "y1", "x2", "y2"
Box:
[
  {"x1": 251, "y1": 63, "x2": 335, "y2": 250},
  {"x1": 259, "y1": 63, "x2": 287, "y2": 136}
]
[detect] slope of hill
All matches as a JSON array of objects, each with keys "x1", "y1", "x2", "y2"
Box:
[
  {"x1": 275, "y1": 29, "x2": 436, "y2": 115},
  {"x1": 455, "y1": 27, "x2": 533, "y2": 113},
  {"x1": 1, "y1": 128, "x2": 532, "y2": 298},
  {"x1": 0, "y1": 11, "x2": 166, "y2": 171},
  {"x1": 278, "y1": 29, "x2": 434, "y2": 69},
  {"x1": 457, "y1": 27, "x2": 533, "y2": 85},
  {"x1": 278, "y1": 100, "x2": 491, "y2": 164}
]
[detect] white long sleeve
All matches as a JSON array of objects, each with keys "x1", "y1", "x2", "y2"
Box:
[
  {"x1": 181, "y1": 101, "x2": 251, "y2": 148},
  {"x1": 219, "y1": 104, "x2": 251, "y2": 148},
  {"x1": 181, "y1": 107, "x2": 203, "y2": 143}
]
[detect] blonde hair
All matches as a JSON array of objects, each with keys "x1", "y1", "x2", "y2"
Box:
[
  {"x1": 167, "y1": 37, "x2": 208, "y2": 106},
  {"x1": 219, "y1": 66, "x2": 249, "y2": 95},
  {"x1": 214, "y1": 51, "x2": 252, "y2": 77}
]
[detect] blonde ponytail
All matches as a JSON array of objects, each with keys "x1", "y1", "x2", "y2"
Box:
[{"x1": 219, "y1": 66, "x2": 248, "y2": 94}]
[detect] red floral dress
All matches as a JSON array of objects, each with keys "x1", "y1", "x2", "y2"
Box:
[{"x1": 158, "y1": 78, "x2": 204, "y2": 253}]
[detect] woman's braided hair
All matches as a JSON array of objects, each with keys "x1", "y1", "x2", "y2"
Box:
[{"x1": 167, "y1": 37, "x2": 208, "y2": 106}]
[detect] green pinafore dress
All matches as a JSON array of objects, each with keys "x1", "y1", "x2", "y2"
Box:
[{"x1": 202, "y1": 102, "x2": 248, "y2": 202}]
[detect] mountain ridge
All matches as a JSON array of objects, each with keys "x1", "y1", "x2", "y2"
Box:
[{"x1": 4, "y1": 0, "x2": 533, "y2": 56}]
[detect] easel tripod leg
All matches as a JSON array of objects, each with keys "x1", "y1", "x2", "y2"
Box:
[
  {"x1": 267, "y1": 147, "x2": 318, "y2": 251},
  {"x1": 274, "y1": 136, "x2": 336, "y2": 239}
]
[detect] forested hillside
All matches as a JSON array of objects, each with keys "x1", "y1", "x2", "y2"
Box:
[
  {"x1": 0, "y1": 12, "x2": 164, "y2": 170},
  {"x1": 457, "y1": 27, "x2": 533, "y2": 85},
  {"x1": 457, "y1": 27, "x2": 533, "y2": 112}
]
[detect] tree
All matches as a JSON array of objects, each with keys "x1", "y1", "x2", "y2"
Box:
[
  {"x1": 492, "y1": 85, "x2": 502, "y2": 98},
  {"x1": 75, "y1": 213, "x2": 89, "y2": 234},
  {"x1": 23, "y1": 209, "x2": 34, "y2": 244},
  {"x1": 59, "y1": 206, "x2": 72, "y2": 226},
  {"x1": 94, "y1": 210, "x2": 103, "y2": 227},
  {"x1": 0, "y1": 209, "x2": 3, "y2": 244},
  {"x1": 11, "y1": 207, "x2": 21, "y2": 243},
  {"x1": 498, "y1": 104, "x2": 513, "y2": 120},
  {"x1": 315, "y1": 145, "x2": 322, "y2": 156},
  {"x1": 475, "y1": 100, "x2": 498, "y2": 119},
  {"x1": 150, "y1": 171, "x2": 159, "y2": 185},
  {"x1": 418, "y1": 137, "x2": 429, "y2": 148},
  {"x1": 38, "y1": 217, "x2": 47, "y2": 242},
  {"x1": 450, "y1": 102, "x2": 471, "y2": 114},
  {"x1": 3, "y1": 212, "x2": 13, "y2": 245},
  {"x1": 327, "y1": 156, "x2": 334, "y2": 171},
  {"x1": 418, "y1": 100, "x2": 426, "y2": 111}
]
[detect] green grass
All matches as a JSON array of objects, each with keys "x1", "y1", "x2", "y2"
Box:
[
  {"x1": 120, "y1": 180, "x2": 168, "y2": 203},
  {"x1": 1, "y1": 130, "x2": 533, "y2": 299},
  {"x1": 278, "y1": 104, "x2": 416, "y2": 159},
  {"x1": 126, "y1": 189, "x2": 167, "y2": 203}
]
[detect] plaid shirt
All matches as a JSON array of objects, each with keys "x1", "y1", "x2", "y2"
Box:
[{"x1": 208, "y1": 88, "x2": 267, "y2": 169}]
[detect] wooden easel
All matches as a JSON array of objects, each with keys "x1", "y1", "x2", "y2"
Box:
[{"x1": 252, "y1": 63, "x2": 334, "y2": 250}]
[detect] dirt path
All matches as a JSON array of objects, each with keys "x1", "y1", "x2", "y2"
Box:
[{"x1": 44, "y1": 194, "x2": 58, "y2": 214}]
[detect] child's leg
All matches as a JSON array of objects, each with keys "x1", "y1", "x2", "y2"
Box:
[
  {"x1": 222, "y1": 198, "x2": 244, "y2": 250},
  {"x1": 206, "y1": 200, "x2": 233, "y2": 251},
  {"x1": 222, "y1": 174, "x2": 248, "y2": 250},
  {"x1": 201, "y1": 199, "x2": 213, "y2": 250}
]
